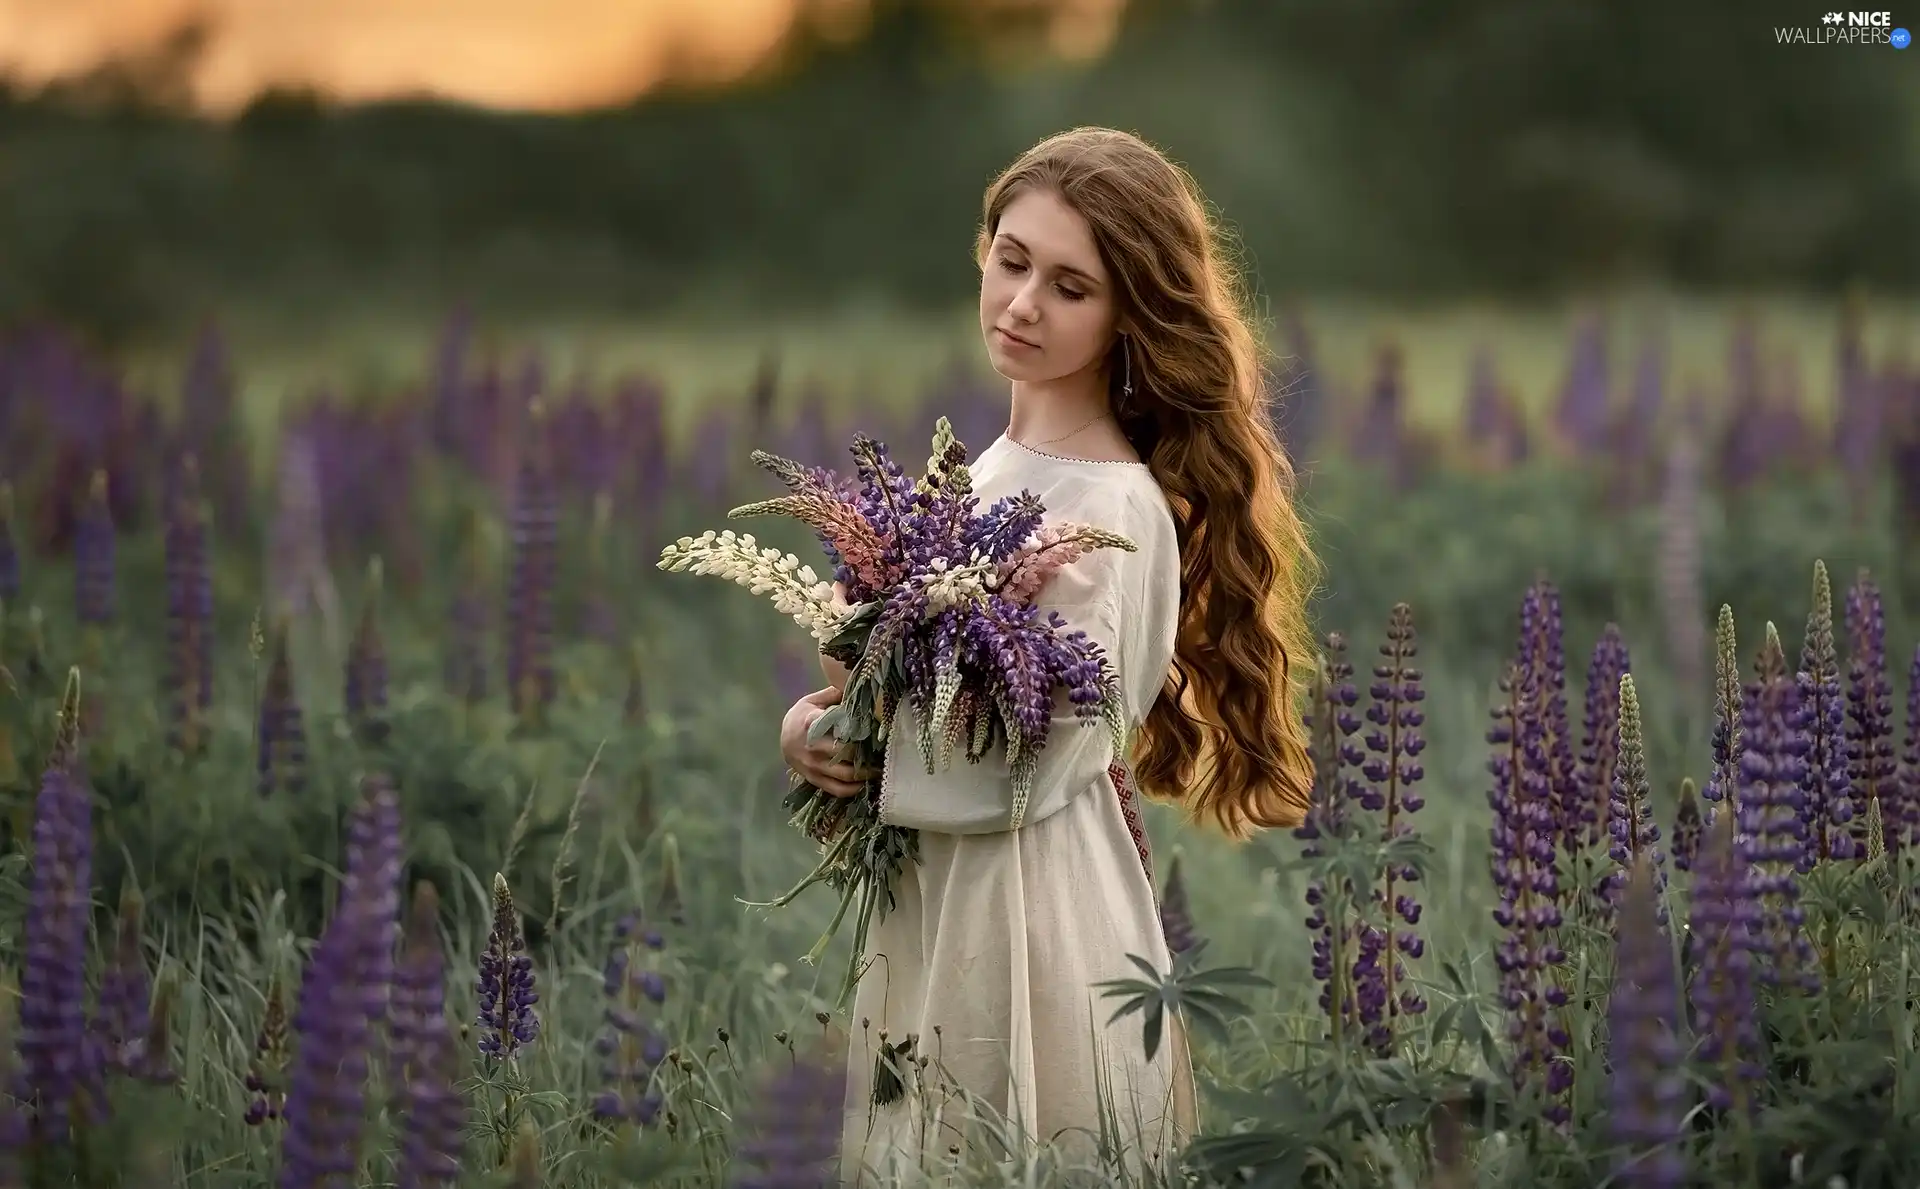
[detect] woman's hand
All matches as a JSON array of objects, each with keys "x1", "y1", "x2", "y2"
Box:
[{"x1": 780, "y1": 686, "x2": 876, "y2": 798}]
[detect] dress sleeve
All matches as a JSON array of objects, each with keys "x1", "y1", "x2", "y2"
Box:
[{"x1": 875, "y1": 545, "x2": 1129, "y2": 836}]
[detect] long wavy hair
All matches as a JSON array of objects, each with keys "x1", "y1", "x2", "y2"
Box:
[{"x1": 977, "y1": 126, "x2": 1322, "y2": 837}]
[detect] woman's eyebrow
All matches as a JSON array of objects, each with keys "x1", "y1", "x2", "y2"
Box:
[{"x1": 999, "y1": 234, "x2": 1100, "y2": 285}]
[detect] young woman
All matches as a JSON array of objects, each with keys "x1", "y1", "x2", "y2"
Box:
[{"x1": 778, "y1": 126, "x2": 1320, "y2": 1182}]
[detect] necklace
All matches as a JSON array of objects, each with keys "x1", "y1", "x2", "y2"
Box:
[{"x1": 1017, "y1": 411, "x2": 1113, "y2": 450}]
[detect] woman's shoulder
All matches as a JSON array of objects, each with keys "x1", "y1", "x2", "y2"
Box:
[{"x1": 1106, "y1": 469, "x2": 1177, "y2": 547}]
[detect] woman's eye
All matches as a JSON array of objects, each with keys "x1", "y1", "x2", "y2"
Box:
[
  {"x1": 1057, "y1": 286, "x2": 1085, "y2": 301},
  {"x1": 998, "y1": 257, "x2": 1027, "y2": 274}
]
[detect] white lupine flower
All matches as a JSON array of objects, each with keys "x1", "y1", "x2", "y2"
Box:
[
  {"x1": 920, "y1": 558, "x2": 996, "y2": 616},
  {"x1": 658, "y1": 536, "x2": 843, "y2": 641}
]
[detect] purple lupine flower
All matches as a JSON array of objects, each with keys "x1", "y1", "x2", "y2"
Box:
[
  {"x1": 1571, "y1": 625, "x2": 1632, "y2": 927},
  {"x1": 729, "y1": 425, "x2": 1128, "y2": 816},
  {"x1": 1737, "y1": 624, "x2": 1818, "y2": 992},
  {"x1": 1672, "y1": 779, "x2": 1701, "y2": 873},
  {"x1": 0, "y1": 482, "x2": 19, "y2": 602},
  {"x1": 344, "y1": 775, "x2": 403, "y2": 1031},
  {"x1": 1844, "y1": 570, "x2": 1900, "y2": 853},
  {"x1": 683, "y1": 407, "x2": 738, "y2": 507},
  {"x1": 73, "y1": 469, "x2": 114, "y2": 626},
  {"x1": 1297, "y1": 632, "x2": 1365, "y2": 1040},
  {"x1": 1607, "y1": 329, "x2": 1666, "y2": 502},
  {"x1": 164, "y1": 458, "x2": 215, "y2": 754},
  {"x1": 1835, "y1": 298, "x2": 1881, "y2": 518},
  {"x1": 476, "y1": 873, "x2": 540, "y2": 1062},
  {"x1": 445, "y1": 510, "x2": 488, "y2": 704},
  {"x1": 1607, "y1": 853, "x2": 1687, "y2": 1188},
  {"x1": 278, "y1": 898, "x2": 379, "y2": 1187},
  {"x1": 1655, "y1": 430, "x2": 1705, "y2": 702},
  {"x1": 505, "y1": 410, "x2": 559, "y2": 722},
  {"x1": 1796, "y1": 561, "x2": 1856, "y2": 864},
  {"x1": 17, "y1": 745, "x2": 98, "y2": 1141},
  {"x1": 391, "y1": 882, "x2": 464, "y2": 1188},
  {"x1": 385, "y1": 885, "x2": 437, "y2": 1079},
  {"x1": 1703, "y1": 606, "x2": 1741, "y2": 808},
  {"x1": 1354, "y1": 603, "x2": 1426, "y2": 1053},
  {"x1": 88, "y1": 883, "x2": 173, "y2": 1086},
  {"x1": 1604, "y1": 675, "x2": 1666, "y2": 916},
  {"x1": 886, "y1": 588, "x2": 1114, "y2": 799},
  {"x1": 1555, "y1": 310, "x2": 1611, "y2": 453},
  {"x1": 1348, "y1": 925, "x2": 1389, "y2": 1052},
  {"x1": 579, "y1": 492, "x2": 621, "y2": 644},
  {"x1": 731, "y1": 1052, "x2": 848, "y2": 1189},
  {"x1": 1903, "y1": 644, "x2": 1920, "y2": 853},
  {"x1": 1686, "y1": 809, "x2": 1764, "y2": 1114},
  {"x1": 1574, "y1": 625, "x2": 1631, "y2": 856},
  {"x1": 345, "y1": 564, "x2": 389, "y2": 735},
  {"x1": 1521, "y1": 582, "x2": 1576, "y2": 902},
  {"x1": 1349, "y1": 343, "x2": 1408, "y2": 476},
  {"x1": 244, "y1": 979, "x2": 291, "y2": 1126},
  {"x1": 592, "y1": 910, "x2": 668, "y2": 1126},
  {"x1": 278, "y1": 773, "x2": 406, "y2": 1186},
  {"x1": 1158, "y1": 855, "x2": 1197, "y2": 958},
  {"x1": 962, "y1": 491, "x2": 1045, "y2": 572},
  {"x1": 1488, "y1": 657, "x2": 1571, "y2": 1124},
  {"x1": 1717, "y1": 315, "x2": 1772, "y2": 490},
  {"x1": 257, "y1": 627, "x2": 307, "y2": 796},
  {"x1": 842, "y1": 434, "x2": 920, "y2": 583}
]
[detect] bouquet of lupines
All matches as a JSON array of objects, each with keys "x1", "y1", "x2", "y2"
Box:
[{"x1": 659, "y1": 417, "x2": 1134, "y2": 1002}]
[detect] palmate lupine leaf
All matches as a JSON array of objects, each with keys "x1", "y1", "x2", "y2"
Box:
[{"x1": 1095, "y1": 948, "x2": 1271, "y2": 1063}]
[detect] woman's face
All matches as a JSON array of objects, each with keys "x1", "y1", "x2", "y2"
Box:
[{"x1": 979, "y1": 188, "x2": 1121, "y2": 385}]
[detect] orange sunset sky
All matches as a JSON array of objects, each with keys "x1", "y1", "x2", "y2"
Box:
[{"x1": 0, "y1": 0, "x2": 1125, "y2": 113}]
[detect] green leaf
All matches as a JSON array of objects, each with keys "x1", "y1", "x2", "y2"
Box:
[
  {"x1": 1188, "y1": 965, "x2": 1271, "y2": 989},
  {"x1": 514, "y1": 1090, "x2": 579, "y2": 1117},
  {"x1": 806, "y1": 704, "x2": 845, "y2": 746},
  {"x1": 1183, "y1": 1009, "x2": 1234, "y2": 1049},
  {"x1": 1105, "y1": 997, "x2": 1150, "y2": 1025}
]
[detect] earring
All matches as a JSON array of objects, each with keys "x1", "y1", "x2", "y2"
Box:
[{"x1": 1120, "y1": 337, "x2": 1133, "y2": 400}]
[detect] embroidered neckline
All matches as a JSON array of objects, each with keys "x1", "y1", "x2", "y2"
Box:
[{"x1": 1001, "y1": 435, "x2": 1149, "y2": 468}]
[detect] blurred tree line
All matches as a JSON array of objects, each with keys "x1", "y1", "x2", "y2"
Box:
[{"x1": 0, "y1": 0, "x2": 1914, "y2": 344}]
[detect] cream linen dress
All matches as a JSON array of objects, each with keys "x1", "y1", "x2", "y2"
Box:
[{"x1": 838, "y1": 434, "x2": 1198, "y2": 1186}]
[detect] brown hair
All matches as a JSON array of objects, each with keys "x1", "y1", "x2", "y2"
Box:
[{"x1": 976, "y1": 126, "x2": 1322, "y2": 837}]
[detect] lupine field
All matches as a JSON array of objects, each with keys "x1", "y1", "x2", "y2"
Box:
[{"x1": 0, "y1": 297, "x2": 1914, "y2": 1188}]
